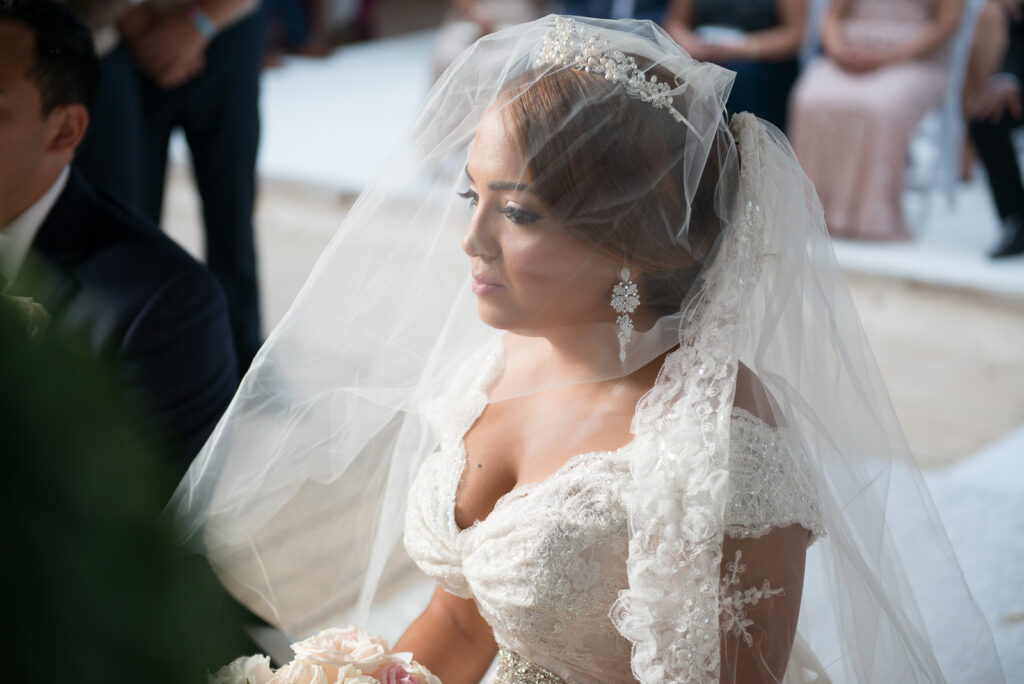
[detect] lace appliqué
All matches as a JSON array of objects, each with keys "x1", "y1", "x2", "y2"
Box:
[
  {"x1": 611, "y1": 114, "x2": 780, "y2": 684},
  {"x1": 718, "y1": 550, "x2": 784, "y2": 647}
]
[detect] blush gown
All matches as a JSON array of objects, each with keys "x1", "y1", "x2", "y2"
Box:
[{"x1": 788, "y1": 0, "x2": 949, "y2": 240}]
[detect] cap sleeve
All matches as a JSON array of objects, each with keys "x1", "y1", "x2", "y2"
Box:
[{"x1": 725, "y1": 408, "x2": 826, "y2": 544}]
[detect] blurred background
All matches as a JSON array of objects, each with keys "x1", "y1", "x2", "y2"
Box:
[{"x1": 39, "y1": 0, "x2": 1024, "y2": 678}]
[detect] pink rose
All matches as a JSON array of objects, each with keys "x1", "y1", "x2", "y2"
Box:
[{"x1": 376, "y1": 662, "x2": 417, "y2": 684}]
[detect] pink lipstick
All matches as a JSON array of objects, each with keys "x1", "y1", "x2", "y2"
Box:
[{"x1": 471, "y1": 274, "x2": 504, "y2": 296}]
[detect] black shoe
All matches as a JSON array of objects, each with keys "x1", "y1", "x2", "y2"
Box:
[{"x1": 990, "y1": 216, "x2": 1024, "y2": 259}]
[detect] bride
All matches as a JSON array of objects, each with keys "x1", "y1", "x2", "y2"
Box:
[{"x1": 174, "y1": 16, "x2": 1005, "y2": 684}]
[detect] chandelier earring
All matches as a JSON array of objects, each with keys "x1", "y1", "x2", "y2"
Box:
[{"x1": 611, "y1": 267, "x2": 640, "y2": 362}]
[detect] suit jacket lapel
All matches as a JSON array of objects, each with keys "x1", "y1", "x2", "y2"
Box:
[{"x1": 11, "y1": 171, "x2": 96, "y2": 311}]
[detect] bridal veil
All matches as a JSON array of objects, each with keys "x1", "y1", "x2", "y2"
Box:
[{"x1": 171, "y1": 15, "x2": 1005, "y2": 683}]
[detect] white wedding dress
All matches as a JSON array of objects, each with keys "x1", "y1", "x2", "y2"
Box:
[{"x1": 403, "y1": 345, "x2": 826, "y2": 683}]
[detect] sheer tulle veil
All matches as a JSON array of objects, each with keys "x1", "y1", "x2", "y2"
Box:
[{"x1": 170, "y1": 15, "x2": 1005, "y2": 683}]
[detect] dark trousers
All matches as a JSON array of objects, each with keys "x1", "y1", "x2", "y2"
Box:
[
  {"x1": 969, "y1": 111, "x2": 1024, "y2": 222},
  {"x1": 76, "y1": 46, "x2": 146, "y2": 215},
  {"x1": 139, "y1": 9, "x2": 265, "y2": 371},
  {"x1": 721, "y1": 58, "x2": 799, "y2": 132}
]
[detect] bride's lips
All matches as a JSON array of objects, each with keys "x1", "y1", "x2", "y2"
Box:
[{"x1": 471, "y1": 273, "x2": 504, "y2": 296}]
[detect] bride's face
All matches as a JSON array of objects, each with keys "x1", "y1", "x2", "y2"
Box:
[{"x1": 460, "y1": 108, "x2": 619, "y2": 333}]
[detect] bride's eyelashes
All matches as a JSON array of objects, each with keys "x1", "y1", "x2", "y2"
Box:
[
  {"x1": 456, "y1": 188, "x2": 479, "y2": 207},
  {"x1": 456, "y1": 189, "x2": 542, "y2": 225},
  {"x1": 500, "y1": 204, "x2": 541, "y2": 225}
]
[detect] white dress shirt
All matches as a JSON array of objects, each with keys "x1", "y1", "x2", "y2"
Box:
[{"x1": 0, "y1": 166, "x2": 70, "y2": 285}]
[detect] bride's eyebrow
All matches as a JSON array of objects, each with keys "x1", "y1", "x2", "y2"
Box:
[{"x1": 464, "y1": 165, "x2": 535, "y2": 195}]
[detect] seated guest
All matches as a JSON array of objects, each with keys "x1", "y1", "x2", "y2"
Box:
[
  {"x1": 662, "y1": 0, "x2": 805, "y2": 130},
  {"x1": 0, "y1": 0, "x2": 238, "y2": 472},
  {"x1": 968, "y1": 4, "x2": 1024, "y2": 258},
  {"x1": 788, "y1": 0, "x2": 961, "y2": 241}
]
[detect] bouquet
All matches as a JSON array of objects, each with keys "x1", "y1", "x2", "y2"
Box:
[{"x1": 210, "y1": 625, "x2": 442, "y2": 684}]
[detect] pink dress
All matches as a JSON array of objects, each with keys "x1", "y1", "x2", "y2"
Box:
[{"x1": 788, "y1": 0, "x2": 949, "y2": 240}]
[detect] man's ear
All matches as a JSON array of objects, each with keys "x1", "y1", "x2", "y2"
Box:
[{"x1": 46, "y1": 103, "x2": 89, "y2": 155}]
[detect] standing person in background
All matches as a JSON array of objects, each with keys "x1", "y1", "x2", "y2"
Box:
[
  {"x1": 72, "y1": 0, "x2": 265, "y2": 373},
  {"x1": 0, "y1": 0, "x2": 238, "y2": 472},
  {"x1": 62, "y1": 0, "x2": 149, "y2": 215},
  {"x1": 788, "y1": 0, "x2": 962, "y2": 241},
  {"x1": 128, "y1": 0, "x2": 264, "y2": 372},
  {"x1": 968, "y1": 1, "x2": 1024, "y2": 258},
  {"x1": 662, "y1": 0, "x2": 806, "y2": 130}
]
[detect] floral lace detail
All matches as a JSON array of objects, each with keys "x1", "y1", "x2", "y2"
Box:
[
  {"x1": 610, "y1": 114, "x2": 779, "y2": 683},
  {"x1": 718, "y1": 550, "x2": 785, "y2": 647},
  {"x1": 726, "y1": 409, "x2": 826, "y2": 543}
]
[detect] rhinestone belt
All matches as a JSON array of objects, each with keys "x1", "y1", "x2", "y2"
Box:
[{"x1": 495, "y1": 648, "x2": 566, "y2": 684}]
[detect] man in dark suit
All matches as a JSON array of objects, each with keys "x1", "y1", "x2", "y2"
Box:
[
  {"x1": 968, "y1": 9, "x2": 1024, "y2": 259},
  {"x1": 0, "y1": 0, "x2": 238, "y2": 472}
]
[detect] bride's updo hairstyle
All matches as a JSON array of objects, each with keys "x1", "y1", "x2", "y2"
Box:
[{"x1": 499, "y1": 63, "x2": 735, "y2": 314}]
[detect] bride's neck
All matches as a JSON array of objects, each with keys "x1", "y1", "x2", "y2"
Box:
[{"x1": 505, "y1": 306, "x2": 665, "y2": 388}]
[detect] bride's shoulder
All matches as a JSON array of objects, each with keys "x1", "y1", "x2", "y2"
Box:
[
  {"x1": 726, "y1": 364, "x2": 827, "y2": 544},
  {"x1": 732, "y1": 362, "x2": 777, "y2": 429}
]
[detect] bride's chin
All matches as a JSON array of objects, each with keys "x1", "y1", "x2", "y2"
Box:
[
  {"x1": 475, "y1": 301, "x2": 521, "y2": 332},
  {"x1": 474, "y1": 300, "x2": 545, "y2": 335}
]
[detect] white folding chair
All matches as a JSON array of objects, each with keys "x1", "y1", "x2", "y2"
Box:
[{"x1": 916, "y1": 0, "x2": 986, "y2": 209}]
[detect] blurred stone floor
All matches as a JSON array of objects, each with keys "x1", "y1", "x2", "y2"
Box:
[{"x1": 162, "y1": 163, "x2": 1024, "y2": 469}]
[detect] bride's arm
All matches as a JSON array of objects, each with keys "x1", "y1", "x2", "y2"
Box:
[
  {"x1": 718, "y1": 365, "x2": 815, "y2": 682},
  {"x1": 718, "y1": 525, "x2": 810, "y2": 684},
  {"x1": 395, "y1": 586, "x2": 498, "y2": 684}
]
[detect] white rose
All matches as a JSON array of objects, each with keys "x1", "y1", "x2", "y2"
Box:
[
  {"x1": 291, "y1": 626, "x2": 392, "y2": 678},
  {"x1": 329, "y1": 665, "x2": 377, "y2": 684},
  {"x1": 268, "y1": 659, "x2": 329, "y2": 684},
  {"x1": 209, "y1": 654, "x2": 275, "y2": 684},
  {"x1": 403, "y1": 661, "x2": 443, "y2": 684}
]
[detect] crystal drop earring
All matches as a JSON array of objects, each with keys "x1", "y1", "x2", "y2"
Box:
[{"x1": 611, "y1": 267, "x2": 640, "y2": 362}]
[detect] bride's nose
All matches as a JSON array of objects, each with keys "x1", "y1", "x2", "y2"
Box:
[{"x1": 461, "y1": 208, "x2": 500, "y2": 262}]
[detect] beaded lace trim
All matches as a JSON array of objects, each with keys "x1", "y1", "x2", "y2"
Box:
[{"x1": 726, "y1": 409, "x2": 826, "y2": 543}]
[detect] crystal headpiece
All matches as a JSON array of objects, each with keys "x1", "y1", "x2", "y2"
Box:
[{"x1": 536, "y1": 17, "x2": 703, "y2": 140}]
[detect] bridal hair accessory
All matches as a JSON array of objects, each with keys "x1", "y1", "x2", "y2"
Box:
[
  {"x1": 536, "y1": 17, "x2": 703, "y2": 140},
  {"x1": 611, "y1": 267, "x2": 640, "y2": 362}
]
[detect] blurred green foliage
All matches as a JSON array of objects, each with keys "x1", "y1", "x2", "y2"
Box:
[{"x1": 0, "y1": 306, "x2": 252, "y2": 682}]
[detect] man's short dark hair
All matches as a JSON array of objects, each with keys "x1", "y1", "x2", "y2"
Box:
[{"x1": 0, "y1": 0, "x2": 100, "y2": 115}]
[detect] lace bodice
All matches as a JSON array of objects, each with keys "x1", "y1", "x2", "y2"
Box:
[{"x1": 403, "y1": 348, "x2": 825, "y2": 683}]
